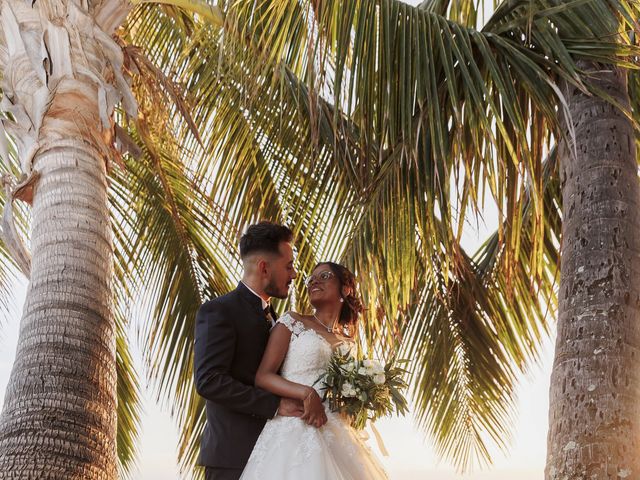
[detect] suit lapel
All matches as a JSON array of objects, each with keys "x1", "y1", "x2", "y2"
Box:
[
  {"x1": 237, "y1": 282, "x2": 264, "y2": 315},
  {"x1": 236, "y1": 281, "x2": 272, "y2": 330}
]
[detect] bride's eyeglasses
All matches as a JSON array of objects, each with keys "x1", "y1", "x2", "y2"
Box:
[{"x1": 304, "y1": 270, "x2": 335, "y2": 287}]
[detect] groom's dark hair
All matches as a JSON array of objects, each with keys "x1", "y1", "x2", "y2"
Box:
[{"x1": 240, "y1": 221, "x2": 293, "y2": 259}]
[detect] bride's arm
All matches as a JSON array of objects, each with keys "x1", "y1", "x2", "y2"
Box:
[
  {"x1": 255, "y1": 324, "x2": 308, "y2": 399},
  {"x1": 256, "y1": 324, "x2": 327, "y2": 427}
]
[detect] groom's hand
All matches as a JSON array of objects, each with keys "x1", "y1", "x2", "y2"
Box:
[{"x1": 276, "y1": 397, "x2": 304, "y2": 418}]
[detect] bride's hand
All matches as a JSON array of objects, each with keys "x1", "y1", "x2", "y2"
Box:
[{"x1": 301, "y1": 387, "x2": 327, "y2": 428}]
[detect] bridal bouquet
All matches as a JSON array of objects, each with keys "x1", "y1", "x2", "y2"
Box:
[{"x1": 318, "y1": 344, "x2": 409, "y2": 431}]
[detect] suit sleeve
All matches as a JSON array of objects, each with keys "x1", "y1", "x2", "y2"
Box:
[{"x1": 193, "y1": 301, "x2": 280, "y2": 419}]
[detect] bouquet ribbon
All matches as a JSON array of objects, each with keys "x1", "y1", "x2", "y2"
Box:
[{"x1": 358, "y1": 422, "x2": 389, "y2": 456}]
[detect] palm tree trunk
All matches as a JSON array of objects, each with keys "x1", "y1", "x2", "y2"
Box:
[
  {"x1": 546, "y1": 64, "x2": 640, "y2": 478},
  {"x1": 0, "y1": 117, "x2": 117, "y2": 480},
  {"x1": 0, "y1": 0, "x2": 130, "y2": 477}
]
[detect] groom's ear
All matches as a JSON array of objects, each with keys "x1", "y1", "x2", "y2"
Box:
[{"x1": 256, "y1": 257, "x2": 269, "y2": 276}]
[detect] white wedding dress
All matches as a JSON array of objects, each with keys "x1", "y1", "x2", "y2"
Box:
[{"x1": 240, "y1": 313, "x2": 388, "y2": 480}]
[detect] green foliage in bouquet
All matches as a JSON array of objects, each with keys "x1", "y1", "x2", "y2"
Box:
[{"x1": 319, "y1": 344, "x2": 409, "y2": 430}]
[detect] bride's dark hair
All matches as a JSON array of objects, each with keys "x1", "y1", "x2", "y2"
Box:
[{"x1": 313, "y1": 262, "x2": 363, "y2": 337}]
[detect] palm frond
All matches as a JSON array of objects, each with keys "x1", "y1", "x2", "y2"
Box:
[
  {"x1": 115, "y1": 307, "x2": 142, "y2": 478},
  {"x1": 107, "y1": 48, "x2": 263, "y2": 468},
  {"x1": 110, "y1": 161, "x2": 147, "y2": 475},
  {"x1": 0, "y1": 124, "x2": 28, "y2": 320},
  {"x1": 398, "y1": 148, "x2": 560, "y2": 469},
  {"x1": 119, "y1": 7, "x2": 365, "y2": 474},
  {"x1": 116, "y1": 0, "x2": 637, "y2": 473},
  {"x1": 0, "y1": 189, "x2": 15, "y2": 317}
]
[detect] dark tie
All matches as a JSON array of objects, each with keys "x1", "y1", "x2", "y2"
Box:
[{"x1": 264, "y1": 305, "x2": 274, "y2": 325}]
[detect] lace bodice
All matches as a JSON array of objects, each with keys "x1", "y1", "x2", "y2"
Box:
[
  {"x1": 276, "y1": 313, "x2": 333, "y2": 391},
  {"x1": 275, "y1": 313, "x2": 350, "y2": 393}
]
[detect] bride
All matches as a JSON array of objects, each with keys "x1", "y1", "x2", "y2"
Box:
[{"x1": 240, "y1": 262, "x2": 388, "y2": 480}]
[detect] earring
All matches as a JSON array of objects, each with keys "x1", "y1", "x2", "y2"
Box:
[{"x1": 339, "y1": 298, "x2": 344, "y2": 303}]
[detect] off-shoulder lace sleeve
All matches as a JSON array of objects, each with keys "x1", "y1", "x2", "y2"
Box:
[{"x1": 275, "y1": 312, "x2": 305, "y2": 336}]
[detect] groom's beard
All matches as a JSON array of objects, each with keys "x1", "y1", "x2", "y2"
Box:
[{"x1": 265, "y1": 278, "x2": 289, "y2": 299}]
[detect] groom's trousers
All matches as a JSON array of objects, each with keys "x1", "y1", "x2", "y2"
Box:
[{"x1": 205, "y1": 467, "x2": 242, "y2": 480}]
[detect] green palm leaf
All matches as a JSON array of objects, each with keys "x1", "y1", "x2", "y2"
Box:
[
  {"x1": 116, "y1": 0, "x2": 637, "y2": 473},
  {"x1": 115, "y1": 308, "x2": 142, "y2": 479},
  {"x1": 110, "y1": 186, "x2": 145, "y2": 476},
  {"x1": 398, "y1": 148, "x2": 560, "y2": 468},
  {"x1": 0, "y1": 129, "x2": 27, "y2": 318}
]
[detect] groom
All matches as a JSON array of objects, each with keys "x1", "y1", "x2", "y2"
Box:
[{"x1": 194, "y1": 221, "x2": 308, "y2": 480}]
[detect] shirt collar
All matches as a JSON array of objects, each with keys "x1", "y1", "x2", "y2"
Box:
[{"x1": 240, "y1": 281, "x2": 269, "y2": 310}]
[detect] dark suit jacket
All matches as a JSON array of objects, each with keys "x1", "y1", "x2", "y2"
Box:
[{"x1": 194, "y1": 282, "x2": 280, "y2": 468}]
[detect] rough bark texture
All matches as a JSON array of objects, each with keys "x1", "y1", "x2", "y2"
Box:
[
  {"x1": 0, "y1": 0, "x2": 131, "y2": 477},
  {"x1": 546, "y1": 65, "x2": 640, "y2": 479},
  {"x1": 0, "y1": 113, "x2": 117, "y2": 480}
]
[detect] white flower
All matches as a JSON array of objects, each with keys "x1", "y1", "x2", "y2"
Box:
[
  {"x1": 373, "y1": 374, "x2": 386, "y2": 385},
  {"x1": 358, "y1": 367, "x2": 369, "y2": 376},
  {"x1": 361, "y1": 359, "x2": 385, "y2": 376},
  {"x1": 345, "y1": 361, "x2": 357, "y2": 372},
  {"x1": 341, "y1": 382, "x2": 357, "y2": 397},
  {"x1": 338, "y1": 343, "x2": 353, "y2": 357}
]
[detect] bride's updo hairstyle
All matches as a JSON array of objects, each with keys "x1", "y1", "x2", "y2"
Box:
[{"x1": 314, "y1": 262, "x2": 363, "y2": 337}]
